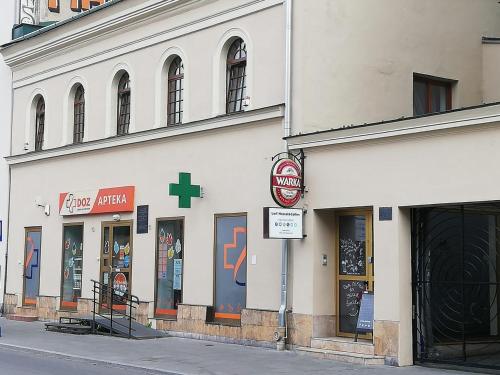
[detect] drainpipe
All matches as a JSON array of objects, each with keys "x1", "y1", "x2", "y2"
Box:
[
  {"x1": 2, "y1": 68, "x2": 13, "y2": 316},
  {"x1": 276, "y1": 0, "x2": 293, "y2": 351}
]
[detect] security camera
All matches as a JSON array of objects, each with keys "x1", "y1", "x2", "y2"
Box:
[{"x1": 112, "y1": 214, "x2": 121, "y2": 222}]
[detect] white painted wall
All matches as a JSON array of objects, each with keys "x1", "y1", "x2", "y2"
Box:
[
  {"x1": 0, "y1": 0, "x2": 16, "y2": 309},
  {"x1": 292, "y1": 0, "x2": 500, "y2": 134}
]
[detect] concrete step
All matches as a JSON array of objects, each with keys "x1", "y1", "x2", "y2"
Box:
[
  {"x1": 6, "y1": 314, "x2": 38, "y2": 322},
  {"x1": 311, "y1": 337, "x2": 375, "y2": 355},
  {"x1": 296, "y1": 347, "x2": 385, "y2": 366}
]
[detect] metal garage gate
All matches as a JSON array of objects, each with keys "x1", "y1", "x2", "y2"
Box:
[{"x1": 412, "y1": 204, "x2": 500, "y2": 369}]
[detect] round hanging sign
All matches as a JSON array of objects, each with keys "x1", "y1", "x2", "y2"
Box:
[{"x1": 271, "y1": 158, "x2": 302, "y2": 208}]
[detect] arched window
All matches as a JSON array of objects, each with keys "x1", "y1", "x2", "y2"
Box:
[
  {"x1": 35, "y1": 97, "x2": 45, "y2": 151},
  {"x1": 226, "y1": 38, "x2": 247, "y2": 114},
  {"x1": 73, "y1": 85, "x2": 85, "y2": 143},
  {"x1": 117, "y1": 73, "x2": 131, "y2": 135},
  {"x1": 167, "y1": 56, "x2": 184, "y2": 126}
]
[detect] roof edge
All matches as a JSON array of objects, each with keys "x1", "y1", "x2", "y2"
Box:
[
  {"x1": 1, "y1": 0, "x2": 123, "y2": 49},
  {"x1": 284, "y1": 101, "x2": 500, "y2": 140}
]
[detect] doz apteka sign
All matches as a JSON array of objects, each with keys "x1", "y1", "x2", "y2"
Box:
[{"x1": 59, "y1": 186, "x2": 135, "y2": 216}]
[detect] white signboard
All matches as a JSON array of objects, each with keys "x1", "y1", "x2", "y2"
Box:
[{"x1": 266, "y1": 207, "x2": 303, "y2": 239}]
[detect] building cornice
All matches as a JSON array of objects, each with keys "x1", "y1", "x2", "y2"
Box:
[
  {"x1": 286, "y1": 104, "x2": 500, "y2": 150},
  {"x1": 2, "y1": 0, "x2": 283, "y2": 74},
  {"x1": 6, "y1": 104, "x2": 284, "y2": 166}
]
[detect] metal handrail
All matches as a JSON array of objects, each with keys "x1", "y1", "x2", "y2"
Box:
[{"x1": 91, "y1": 279, "x2": 140, "y2": 339}]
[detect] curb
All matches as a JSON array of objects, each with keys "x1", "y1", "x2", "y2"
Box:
[{"x1": 0, "y1": 342, "x2": 190, "y2": 375}]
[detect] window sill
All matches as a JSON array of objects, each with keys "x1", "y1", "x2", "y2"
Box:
[{"x1": 8, "y1": 104, "x2": 284, "y2": 165}]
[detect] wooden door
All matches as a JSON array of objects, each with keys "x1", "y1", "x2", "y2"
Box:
[{"x1": 336, "y1": 210, "x2": 373, "y2": 338}]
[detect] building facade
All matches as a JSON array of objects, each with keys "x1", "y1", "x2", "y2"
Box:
[{"x1": 3, "y1": 0, "x2": 500, "y2": 369}]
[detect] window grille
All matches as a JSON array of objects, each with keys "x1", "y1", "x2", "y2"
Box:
[
  {"x1": 226, "y1": 39, "x2": 247, "y2": 114},
  {"x1": 35, "y1": 97, "x2": 45, "y2": 151},
  {"x1": 117, "y1": 73, "x2": 131, "y2": 135},
  {"x1": 167, "y1": 57, "x2": 184, "y2": 126},
  {"x1": 73, "y1": 85, "x2": 85, "y2": 143}
]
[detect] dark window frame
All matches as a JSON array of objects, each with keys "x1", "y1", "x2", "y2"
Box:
[
  {"x1": 226, "y1": 38, "x2": 247, "y2": 114},
  {"x1": 167, "y1": 57, "x2": 184, "y2": 126},
  {"x1": 117, "y1": 73, "x2": 131, "y2": 136},
  {"x1": 413, "y1": 76, "x2": 452, "y2": 116},
  {"x1": 35, "y1": 97, "x2": 45, "y2": 151},
  {"x1": 73, "y1": 85, "x2": 85, "y2": 144}
]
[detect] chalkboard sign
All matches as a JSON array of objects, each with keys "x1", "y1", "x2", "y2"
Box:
[
  {"x1": 339, "y1": 216, "x2": 366, "y2": 276},
  {"x1": 356, "y1": 292, "x2": 374, "y2": 334},
  {"x1": 137, "y1": 205, "x2": 149, "y2": 234},
  {"x1": 339, "y1": 280, "x2": 365, "y2": 334}
]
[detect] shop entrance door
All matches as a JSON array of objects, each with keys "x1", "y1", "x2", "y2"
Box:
[
  {"x1": 23, "y1": 227, "x2": 42, "y2": 306},
  {"x1": 336, "y1": 210, "x2": 373, "y2": 338},
  {"x1": 100, "y1": 221, "x2": 133, "y2": 313}
]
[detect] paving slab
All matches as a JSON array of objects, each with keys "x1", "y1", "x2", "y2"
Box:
[{"x1": 0, "y1": 318, "x2": 485, "y2": 375}]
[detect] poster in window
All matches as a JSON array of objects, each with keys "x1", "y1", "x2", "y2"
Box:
[
  {"x1": 155, "y1": 219, "x2": 183, "y2": 317},
  {"x1": 215, "y1": 215, "x2": 247, "y2": 320},
  {"x1": 61, "y1": 225, "x2": 83, "y2": 310}
]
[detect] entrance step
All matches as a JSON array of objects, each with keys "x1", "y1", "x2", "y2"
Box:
[
  {"x1": 296, "y1": 346, "x2": 385, "y2": 366},
  {"x1": 311, "y1": 337, "x2": 375, "y2": 355},
  {"x1": 45, "y1": 322, "x2": 92, "y2": 335},
  {"x1": 6, "y1": 314, "x2": 38, "y2": 322}
]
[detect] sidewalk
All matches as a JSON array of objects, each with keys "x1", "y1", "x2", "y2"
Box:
[{"x1": 0, "y1": 318, "x2": 479, "y2": 375}]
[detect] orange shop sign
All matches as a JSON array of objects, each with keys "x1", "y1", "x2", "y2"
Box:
[{"x1": 59, "y1": 186, "x2": 135, "y2": 216}]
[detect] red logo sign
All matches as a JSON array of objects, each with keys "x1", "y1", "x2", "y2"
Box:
[
  {"x1": 271, "y1": 158, "x2": 302, "y2": 208},
  {"x1": 59, "y1": 186, "x2": 135, "y2": 216}
]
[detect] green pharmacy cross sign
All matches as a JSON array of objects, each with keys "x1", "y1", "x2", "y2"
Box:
[{"x1": 169, "y1": 172, "x2": 202, "y2": 208}]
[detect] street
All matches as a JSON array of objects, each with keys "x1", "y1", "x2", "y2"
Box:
[
  {"x1": 0, "y1": 319, "x2": 485, "y2": 375},
  {"x1": 0, "y1": 345, "x2": 176, "y2": 375}
]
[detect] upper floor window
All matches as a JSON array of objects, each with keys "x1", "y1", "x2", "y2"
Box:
[
  {"x1": 413, "y1": 76, "x2": 452, "y2": 116},
  {"x1": 73, "y1": 85, "x2": 85, "y2": 143},
  {"x1": 226, "y1": 38, "x2": 247, "y2": 114},
  {"x1": 168, "y1": 57, "x2": 184, "y2": 126},
  {"x1": 117, "y1": 72, "x2": 131, "y2": 135},
  {"x1": 35, "y1": 97, "x2": 45, "y2": 151}
]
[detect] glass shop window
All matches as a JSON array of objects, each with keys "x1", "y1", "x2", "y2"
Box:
[
  {"x1": 155, "y1": 219, "x2": 184, "y2": 318},
  {"x1": 60, "y1": 224, "x2": 84, "y2": 310},
  {"x1": 213, "y1": 214, "x2": 247, "y2": 323}
]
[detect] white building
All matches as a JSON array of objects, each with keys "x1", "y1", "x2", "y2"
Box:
[{"x1": 3, "y1": 0, "x2": 500, "y2": 370}]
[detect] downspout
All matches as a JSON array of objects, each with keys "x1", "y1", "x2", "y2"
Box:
[
  {"x1": 277, "y1": 0, "x2": 292, "y2": 351},
  {"x1": 2, "y1": 69, "x2": 13, "y2": 315}
]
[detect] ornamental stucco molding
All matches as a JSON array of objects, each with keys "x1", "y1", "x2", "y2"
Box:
[{"x1": 2, "y1": 0, "x2": 283, "y2": 86}]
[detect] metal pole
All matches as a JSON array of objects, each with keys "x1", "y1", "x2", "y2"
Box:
[
  {"x1": 92, "y1": 282, "x2": 95, "y2": 334},
  {"x1": 110, "y1": 283, "x2": 113, "y2": 336},
  {"x1": 277, "y1": 239, "x2": 288, "y2": 350}
]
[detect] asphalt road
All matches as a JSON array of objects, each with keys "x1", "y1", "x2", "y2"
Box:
[{"x1": 0, "y1": 346, "x2": 178, "y2": 375}]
